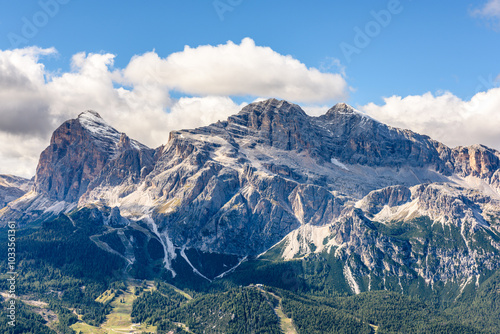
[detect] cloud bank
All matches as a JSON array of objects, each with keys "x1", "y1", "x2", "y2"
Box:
[
  {"x1": 0, "y1": 39, "x2": 348, "y2": 177},
  {"x1": 360, "y1": 87, "x2": 500, "y2": 150}
]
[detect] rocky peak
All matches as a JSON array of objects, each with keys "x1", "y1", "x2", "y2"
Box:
[
  {"x1": 242, "y1": 98, "x2": 306, "y2": 114},
  {"x1": 34, "y1": 111, "x2": 151, "y2": 202},
  {"x1": 312, "y1": 103, "x2": 447, "y2": 170},
  {"x1": 326, "y1": 102, "x2": 354, "y2": 115},
  {"x1": 230, "y1": 99, "x2": 307, "y2": 127},
  {"x1": 78, "y1": 109, "x2": 102, "y2": 119},
  {"x1": 181, "y1": 99, "x2": 450, "y2": 171},
  {"x1": 77, "y1": 110, "x2": 123, "y2": 155},
  {"x1": 223, "y1": 98, "x2": 313, "y2": 151},
  {"x1": 322, "y1": 103, "x2": 378, "y2": 126}
]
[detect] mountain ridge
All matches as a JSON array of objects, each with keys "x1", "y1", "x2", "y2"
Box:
[{"x1": 1, "y1": 98, "x2": 500, "y2": 299}]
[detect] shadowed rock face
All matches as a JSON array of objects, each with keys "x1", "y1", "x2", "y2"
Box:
[
  {"x1": 357, "y1": 185, "x2": 412, "y2": 216},
  {"x1": 317, "y1": 103, "x2": 451, "y2": 171},
  {"x1": 221, "y1": 99, "x2": 450, "y2": 171},
  {"x1": 34, "y1": 117, "x2": 109, "y2": 202}
]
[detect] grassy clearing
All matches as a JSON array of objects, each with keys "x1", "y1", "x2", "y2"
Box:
[
  {"x1": 275, "y1": 305, "x2": 298, "y2": 334},
  {"x1": 71, "y1": 281, "x2": 156, "y2": 334},
  {"x1": 254, "y1": 286, "x2": 298, "y2": 334}
]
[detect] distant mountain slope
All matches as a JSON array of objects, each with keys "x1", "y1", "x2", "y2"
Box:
[{"x1": 0, "y1": 174, "x2": 32, "y2": 209}]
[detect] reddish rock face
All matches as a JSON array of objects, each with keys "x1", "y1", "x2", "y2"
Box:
[
  {"x1": 452, "y1": 145, "x2": 500, "y2": 179},
  {"x1": 34, "y1": 117, "x2": 111, "y2": 202},
  {"x1": 33, "y1": 111, "x2": 153, "y2": 202}
]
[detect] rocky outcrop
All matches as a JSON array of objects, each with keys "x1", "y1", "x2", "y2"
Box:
[
  {"x1": 450, "y1": 145, "x2": 500, "y2": 194},
  {"x1": 356, "y1": 185, "x2": 412, "y2": 216},
  {"x1": 34, "y1": 111, "x2": 154, "y2": 202},
  {"x1": 452, "y1": 145, "x2": 500, "y2": 178}
]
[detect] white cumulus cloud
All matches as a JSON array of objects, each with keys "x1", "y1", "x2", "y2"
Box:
[
  {"x1": 360, "y1": 88, "x2": 500, "y2": 150},
  {"x1": 120, "y1": 38, "x2": 348, "y2": 103},
  {"x1": 0, "y1": 39, "x2": 347, "y2": 177}
]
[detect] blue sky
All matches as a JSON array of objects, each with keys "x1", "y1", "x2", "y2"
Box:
[
  {"x1": 1, "y1": 0, "x2": 500, "y2": 176},
  {"x1": 1, "y1": 0, "x2": 498, "y2": 104}
]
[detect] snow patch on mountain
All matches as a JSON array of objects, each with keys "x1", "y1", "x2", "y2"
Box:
[
  {"x1": 78, "y1": 110, "x2": 147, "y2": 154},
  {"x1": 331, "y1": 158, "x2": 349, "y2": 171}
]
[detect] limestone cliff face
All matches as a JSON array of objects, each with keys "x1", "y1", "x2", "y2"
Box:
[
  {"x1": 355, "y1": 185, "x2": 412, "y2": 216},
  {"x1": 452, "y1": 145, "x2": 500, "y2": 177},
  {"x1": 450, "y1": 145, "x2": 500, "y2": 194},
  {"x1": 33, "y1": 111, "x2": 154, "y2": 203},
  {"x1": 281, "y1": 182, "x2": 500, "y2": 293},
  {"x1": 34, "y1": 115, "x2": 109, "y2": 202}
]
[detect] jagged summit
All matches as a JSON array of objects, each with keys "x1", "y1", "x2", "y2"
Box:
[
  {"x1": 324, "y1": 102, "x2": 377, "y2": 122},
  {"x1": 179, "y1": 98, "x2": 449, "y2": 170},
  {"x1": 328, "y1": 102, "x2": 354, "y2": 114},
  {"x1": 76, "y1": 110, "x2": 148, "y2": 154},
  {"x1": 78, "y1": 110, "x2": 102, "y2": 119},
  {"x1": 237, "y1": 98, "x2": 307, "y2": 118},
  {"x1": 78, "y1": 110, "x2": 123, "y2": 155}
]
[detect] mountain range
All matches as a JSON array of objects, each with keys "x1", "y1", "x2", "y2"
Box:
[{"x1": 1, "y1": 98, "x2": 500, "y2": 333}]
